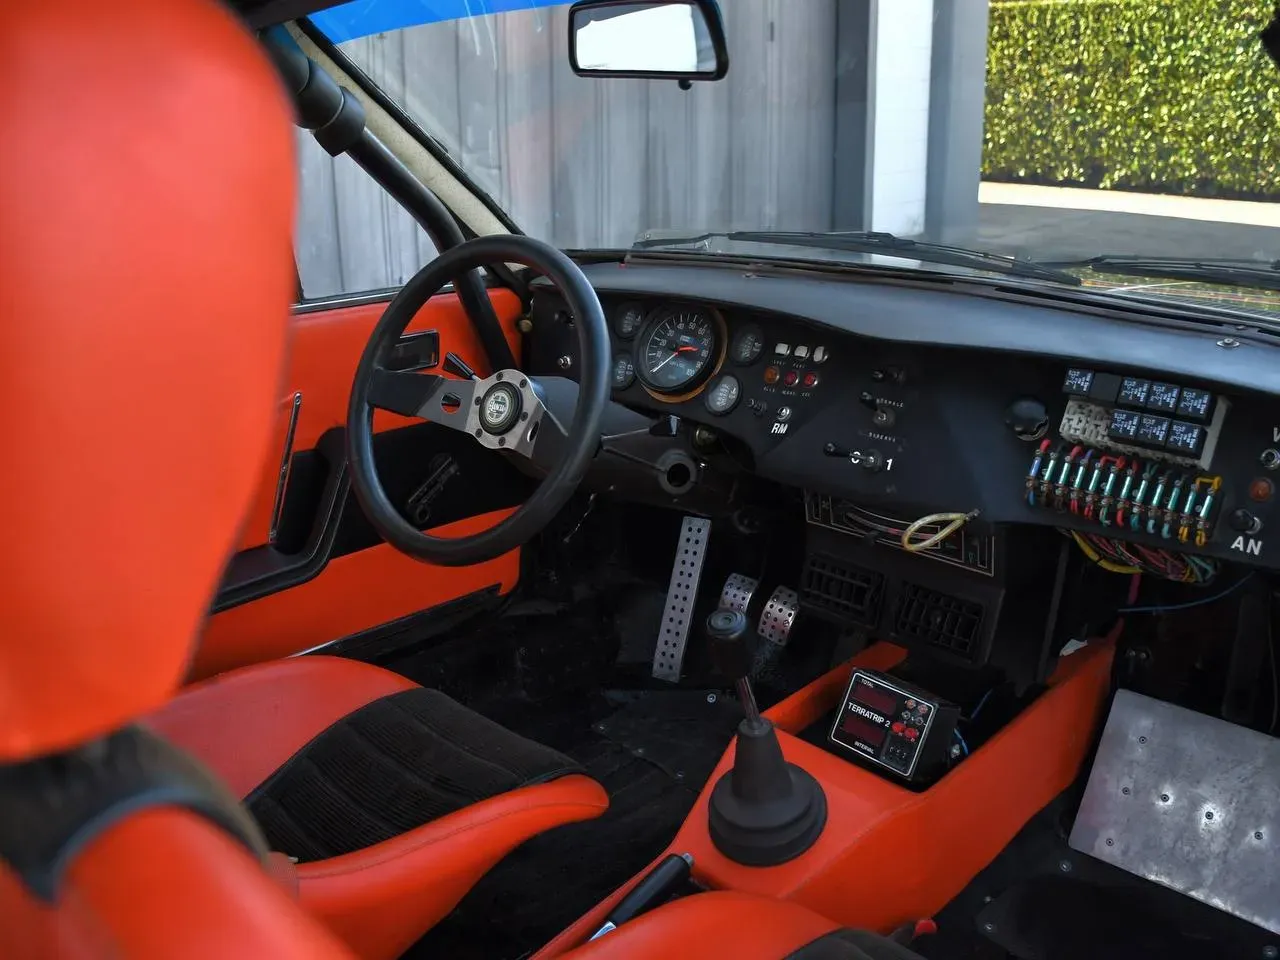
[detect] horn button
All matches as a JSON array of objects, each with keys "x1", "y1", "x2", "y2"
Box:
[{"x1": 479, "y1": 382, "x2": 522, "y2": 434}]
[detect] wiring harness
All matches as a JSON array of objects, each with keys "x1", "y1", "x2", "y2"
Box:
[
  {"x1": 900, "y1": 510, "x2": 980, "y2": 553},
  {"x1": 1065, "y1": 529, "x2": 1219, "y2": 583}
]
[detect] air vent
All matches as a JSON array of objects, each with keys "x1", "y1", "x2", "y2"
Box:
[
  {"x1": 893, "y1": 582, "x2": 984, "y2": 658},
  {"x1": 801, "y1": 554, "x2": 884, "y2": 626}
]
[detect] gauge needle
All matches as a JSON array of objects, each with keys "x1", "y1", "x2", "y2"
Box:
[{"x1": 651, "y1": 345, "x2": 697, "y2": 373}]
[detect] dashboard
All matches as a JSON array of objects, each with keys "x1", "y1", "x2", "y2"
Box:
[{"x1": 526, "y1": 259, "x2": 1280, "y2": 573}]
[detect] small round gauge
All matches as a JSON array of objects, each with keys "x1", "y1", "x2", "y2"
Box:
[
  {"x1": 636, "y1": 306, "x2": 720, "y2": 395},
  {"x1": 704, "y1": 375, "x2": 741, "y2": 416},
  {"x1": 731, "y1": 324, "x2": 765, "y2": 365},
  {"x1": 612, "y1": 353, "x2": 636, "y2": 390},
  {"x1": 613, "y1": 302, "x2": 646, "y2": 340}
]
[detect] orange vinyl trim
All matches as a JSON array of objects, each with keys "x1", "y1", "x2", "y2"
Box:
[
  {"x1": 298, "y1": 775, "x2": 609, "y2": 960},
  {"x1": 191, "y1": 508, "x2": 519, "y2": 680},
  {"x1": 540, "y1": 641, "x2": 1115, "y2": 956},
  {"x1": 238, "y1": 290, "x2": 523, "y2": 551},
  {"x1": 148, "y1": 656, "x2": 419, "y2": 798}
]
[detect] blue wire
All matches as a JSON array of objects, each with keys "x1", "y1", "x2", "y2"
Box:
[
  {"x1": 968, "y1": 689, "x2": 993, "y2": 721},
  {"x1": 952, "y1": 728, "x2": 970, "y2": 756},
  {"x1": 1116, "y1": 573, "x2": 1253, "y2": 614}
]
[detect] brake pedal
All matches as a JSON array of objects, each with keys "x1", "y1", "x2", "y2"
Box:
[
  {"x1": 652, "y1": 516, "x2": 711, "y2": 682},
  {"x1": 719, "y1": 573, "x2": 759, "y2": 615}
]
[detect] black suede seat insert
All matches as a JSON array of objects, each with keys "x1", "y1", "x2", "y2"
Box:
[{"x1": 245, "y1": 687, "x2": 584, "y2": 863}]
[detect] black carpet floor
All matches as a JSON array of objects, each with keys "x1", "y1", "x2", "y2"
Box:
[{"x1": 405, "y1": 688, "x2": 743, "y2": 960}]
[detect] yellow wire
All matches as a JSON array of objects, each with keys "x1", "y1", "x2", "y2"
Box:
[
  {"x1": 900, "y1": 510, "x2": 979, "y2": 552},
  {"x1": 1070, "y1": 530, "x2": 1141, "y2": 574}
]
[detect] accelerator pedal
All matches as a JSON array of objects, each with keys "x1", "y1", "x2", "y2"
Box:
[{"x1": 652, "y1": 516, "x2": 712, "y2": 682}]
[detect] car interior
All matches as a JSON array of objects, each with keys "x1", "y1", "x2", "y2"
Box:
[{"x1": 2, "y1": 1, "x2": 1278, "y2": 959}]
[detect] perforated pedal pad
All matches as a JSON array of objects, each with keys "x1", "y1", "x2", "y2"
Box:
[
  {"x1": 757, "y1": 586, "x2": 800, "y2": 646},
  {"x1": 652, "y1": 516, "x2": 711, "y2": 682},
  {"x1": 719, "y1": 573, "x2": 759, "y2": 614}
]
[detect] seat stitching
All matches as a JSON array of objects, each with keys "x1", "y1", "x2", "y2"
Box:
[
  {"x1": 384, "y1": 694, "x2": 529, "y2": 782},
  {"x1": 297, "y1": 753, "x2": 403, "y2": 839},
  {"x1": 255, "y1": 793, "x2": 334, "y2": 861},
  {"x1": 343, "y1": 719, "x2": 483, "y2": 810}
]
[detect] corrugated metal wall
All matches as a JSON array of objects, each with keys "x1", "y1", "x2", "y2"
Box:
[{"x1": 295, "y1": 1, "x2": 838, "y2": 299}]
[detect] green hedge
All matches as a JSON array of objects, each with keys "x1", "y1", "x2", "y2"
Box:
[{"x1": 983, "y1": 0, "x2": 1280, "y2": 200}]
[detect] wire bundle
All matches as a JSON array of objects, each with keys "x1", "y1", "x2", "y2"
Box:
[
  {"x1": 1066, "y1": 529, "x2": 1218, "y2": 583},
  {"x1": 900, "y1": 510, "x2": 980, "y2": 553}
]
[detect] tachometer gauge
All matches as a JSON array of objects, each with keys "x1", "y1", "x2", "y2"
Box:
[
  {"x1": 635, "y1": 305, "x2": 722, "y2": 396},
  {"x1": 731, "y1": 324, "x2": 765, "y2": 365},
  {"x1": 613, "y1": 302, "x2": 646, "y2": 340}
]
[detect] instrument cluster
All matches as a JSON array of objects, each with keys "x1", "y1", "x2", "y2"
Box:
[{"x1": 606, "y1": 299, "x2": 837, "y2": 429}]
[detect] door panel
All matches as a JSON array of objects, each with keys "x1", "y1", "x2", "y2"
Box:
[
  {"x1": 192, "y1": 289, "x2": 525, "y2": 681},
  {"x1": 195, "y1": 510, "x2": 519, "y2": 679}
]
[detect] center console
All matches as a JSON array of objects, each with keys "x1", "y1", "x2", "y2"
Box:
[{"x1": 540, "y1": 638, "x2": 1116, "y2": 957}]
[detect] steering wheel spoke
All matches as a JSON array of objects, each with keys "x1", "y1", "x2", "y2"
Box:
[{"x1": 367, "y1": 368, "x2": 475, "y2": 433}]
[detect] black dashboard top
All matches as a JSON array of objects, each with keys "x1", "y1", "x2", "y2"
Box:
[{"x1": 556, "y1": 259, "x2": 1279, "y2": 398}]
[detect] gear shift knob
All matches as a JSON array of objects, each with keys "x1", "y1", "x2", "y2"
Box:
[
  {"x1": 705, "y1": 608, "x2": 761, "y2": 726},
  {"x1": 703, "y1": 606, "x2": 827, "y2": 865}
]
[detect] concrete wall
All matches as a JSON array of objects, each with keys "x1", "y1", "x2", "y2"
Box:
[
  {"x1": 296, "y1": 1, "x2": 839, "y2": 299},
  {"x1": 294, "y1": 1, "x2": 988, "y2": 300}
]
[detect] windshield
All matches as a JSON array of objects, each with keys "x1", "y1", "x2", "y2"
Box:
[{"x1": 309, "y1": 0, "x2": 1280, "y2": 305}]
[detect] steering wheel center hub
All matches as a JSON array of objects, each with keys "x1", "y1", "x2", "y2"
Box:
[{"x1": 479, "y1": 381, "x2": 522, "y2": 434}]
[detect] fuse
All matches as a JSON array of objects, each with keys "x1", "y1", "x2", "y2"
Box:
[
  {"x1": 1073, "y1": 452, "x2": 1094, "y2": 494},
  {"x1": 1041, "y1": 448, "x2": 1061, "y2": 501},
  {"x1": 1178, "y1": 485, "x2": 1199, "y2": 543},
  {"x1": 1147, "y1": 474, "x2": 1169, "y2": 535},
  {"x1": 1130, "y1": 470, "x2": 1152, "y2": 531}
]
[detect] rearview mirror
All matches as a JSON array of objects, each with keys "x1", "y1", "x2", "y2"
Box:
[{"x1": 568, "y1": 0, "x2": 729, "y2": 81}]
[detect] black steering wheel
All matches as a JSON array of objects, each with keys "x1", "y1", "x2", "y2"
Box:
[{"x1": 347, "y1": 234, "x2": 610, "y2": 566}]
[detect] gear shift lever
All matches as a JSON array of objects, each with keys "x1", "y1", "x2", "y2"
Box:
[{"x1": 705, "y1": 609, "x2": 827, "y2": 866}]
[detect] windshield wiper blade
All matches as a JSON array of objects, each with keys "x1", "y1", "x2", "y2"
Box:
[
  {"x1": 1045, "y1": 255, "x2": 1280, "y2": 292},
  {"x1": 631, "y1": 229, "x2": 1081, "y2": 285}
]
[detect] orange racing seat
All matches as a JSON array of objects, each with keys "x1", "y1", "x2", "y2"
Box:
[
  {"x1": 146, "y1": 655, "x2": 608, "y2": 960},
  {"x1": 0, "y1": 2, "x2": 603, "y2": 958}
]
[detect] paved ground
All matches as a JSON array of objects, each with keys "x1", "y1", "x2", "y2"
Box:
[{"x1": 973, "y1": 183, "x2": 1280, "y2": 262}]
